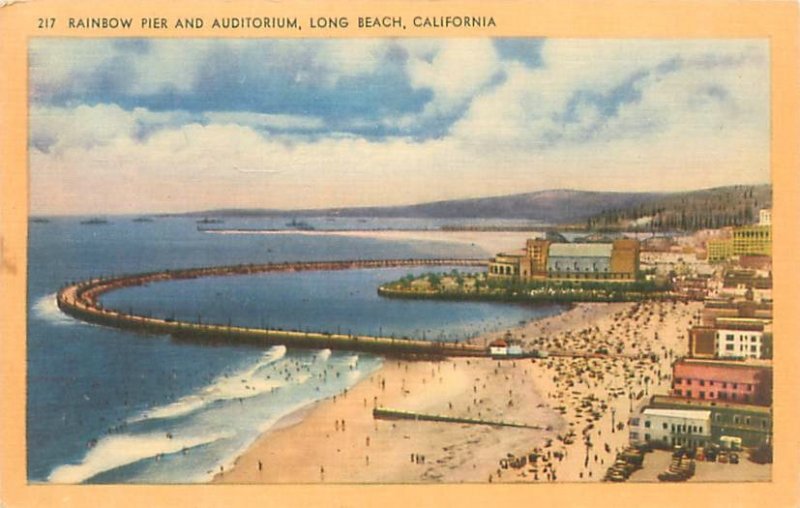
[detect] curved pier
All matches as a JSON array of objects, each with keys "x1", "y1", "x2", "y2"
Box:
[{"x1": 56, "y1": 258, "x2": 490, "y2": 357}]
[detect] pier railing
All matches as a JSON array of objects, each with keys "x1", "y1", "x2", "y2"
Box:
[{"x1": 56, "y1": 259, "x2": 490, "y2": 357}]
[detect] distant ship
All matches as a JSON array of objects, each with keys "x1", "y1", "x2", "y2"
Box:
[
  {"x1": 132, "y1": 217, "x2": 154, "y2": 223},
  {"x1": 196, "y1": 217, "x2": 224, "y2": 224},
  {"x1": 80, "y1": 218, "x2": 109, "y2": 225},
  {"x1": 30, "y1": 217, "x2": 50, "y2": 223},
  {"x1": 286, "y1": 218, "x2": 315, "y2": 231}
]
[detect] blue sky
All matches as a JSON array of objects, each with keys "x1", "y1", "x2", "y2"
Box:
[{"x1": 28, "y1": 38, "x2": 769, "y2": 214}]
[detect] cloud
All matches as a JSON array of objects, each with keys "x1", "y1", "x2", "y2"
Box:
[
  {"x1": 450, "y1": 39, "x2": 768, "y2": 150},
  {"x1": 27, "y1": 38, "x2": 770, "y2": 215}
]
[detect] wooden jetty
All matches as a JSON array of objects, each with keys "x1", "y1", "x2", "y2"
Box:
[{"x1": 372, "y1": 408, "x2": 544, "y2": 429}]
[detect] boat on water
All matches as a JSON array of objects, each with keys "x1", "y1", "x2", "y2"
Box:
[
  {"x1": 30, "y1": 217, "x2": 50, "y2": 223},
  {"x1": 196, "y1": 217, "x2": 224, "y2": 224},
  {"x1": 132, "y1": 217, "x2": 154, "y2": 223},
  {"x1": 80, "y1": 218, "x2": 109, "y2": 225},
  {"x1": 286, "y1": 218, "x2": 315, "y2": 231}
]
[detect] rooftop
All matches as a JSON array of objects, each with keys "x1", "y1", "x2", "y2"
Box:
[
  {"x1": 642, "y1": 408, "x2": 711, "y2": 420},
  {"x1": 650, "y1": 395, "x2": 772, "y2": 415},
  {"x1": 549, "y1": 243, "x2": 613, "y2": 258}
]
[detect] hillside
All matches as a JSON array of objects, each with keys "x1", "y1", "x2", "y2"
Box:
[
  {"x1": 187, "y1": 184, "x2": 771, "y2": 231},
  {"x1": 585, "y1": 185, "x2": 771, "y2": 230}
]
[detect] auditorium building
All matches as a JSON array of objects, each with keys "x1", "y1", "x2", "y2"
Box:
[{"x1": 488, "y1": 238, "x2": 640, "y2": 282}]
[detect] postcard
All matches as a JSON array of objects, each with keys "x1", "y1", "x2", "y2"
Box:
[{"x1": 1, "y1": 0, "x2": 798, "y2": 507}]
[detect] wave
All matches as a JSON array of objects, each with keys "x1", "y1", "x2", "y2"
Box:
[
  {"x1": 129, "y1": 346, "x2": 288, "y2": 423},
  {"x1": 48, "y1": 431, "x2": 231, "y2": 484},
  {"x1": 315, "y1": 348, "x2": 332, "y2": 362},
  {"x1": 32, "y1": 292, "x2": 76, "y2": 327}
]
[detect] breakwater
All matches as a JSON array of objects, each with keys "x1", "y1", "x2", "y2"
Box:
[{"x1": 56, "y1": 259, "x2": 490, "y2": 357}]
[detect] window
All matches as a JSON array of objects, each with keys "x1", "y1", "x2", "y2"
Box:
[
  {"x1": 671, "y1": 424, "x2": 676, "y2": 432},
  {"x1": 726, "y1": 344, "x2": 735, "y2": 351},
  {"x1": 699, "y1": 427, "x2": 703, "y2": 433},
  {"x1": 630, "y1": 418, "x2": 640, "y2": 426},
  {"x1": 663, "y1": 422, "x2": 668, "y2": 430},
  {"x1": 630, "y1": 432, "x2": 639, "y2": 440},
  {"x1": 731, "y1": 393, "x2": 737, "y2": 401},
  {"x1": 733, "y1": 383, "x2": 738, "y2": 389},
  {"x1": 745, "y1": 417, "x2": 751, "y2": 425},
  {"x1": 723, "y1": 382, "x2": 728, "y2": 388},
  {"x1": 733, "y1": 416, "x2": 741, "y2": 424},
  {"x1": 710, "y1": 381, "x2": 715, "y2": 386},
  {"x1": 751, "y1": 345, "x2": 757, "y2": 352},
  {"x1": 645, "y1": 420, "x2": 651, "y2": 428},
  {"x1": 726, "y1": 334, "x2": 735, "y2": 341},
  {"x1": 645, "y1": 434, "x2": 651, "y2": 441},
  {"x1": 674, "y1": 377, "x2": 682, "y2": 384},
  {"x1": 700, "y1": 391, "x2": 705, "y2": 399},
  {"x1": 686, "y1": 390, "x2": 692, "y2": 397},
  {"x1": 687, "y1": 379, "x2": 692, "y2": 385},
  {"x1": 699, "y1": 380, "x2": 705, "y2": 386}
]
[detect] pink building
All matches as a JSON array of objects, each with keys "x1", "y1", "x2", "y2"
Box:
[{"x1": 671, "y1": 359, "x2": 772, "y2": 406}]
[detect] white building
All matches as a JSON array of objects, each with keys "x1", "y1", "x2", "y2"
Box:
[
  {"x1": 759, "y1": 209, "x2": 771, "y2": 226},
  {"x1": 714, "y1": 321, "x2": 766, "y2": 359},
  {"x1": 629, "y1": 408, "x2": 711, "y2": 449}
]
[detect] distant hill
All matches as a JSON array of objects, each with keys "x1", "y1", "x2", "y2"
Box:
[
  {"x1": 187, "y1": 184, "x2": 771, "y2": 230},
  {"x1": 585, "y1": 184, "x2": 771, "y2": 231}
]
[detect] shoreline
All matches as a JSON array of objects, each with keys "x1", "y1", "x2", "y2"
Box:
[{"x1": 213, "y1": 299, "x2": 700, "y2": 483}]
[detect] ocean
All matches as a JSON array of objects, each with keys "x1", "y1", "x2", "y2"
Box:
[{"x1": 27, "y1": 216, "x2": 564, "y2": 483}]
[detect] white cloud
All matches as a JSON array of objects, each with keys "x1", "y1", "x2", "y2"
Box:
[{"x1": 28, "y1": 39, "x2": 770, "y2": 215}]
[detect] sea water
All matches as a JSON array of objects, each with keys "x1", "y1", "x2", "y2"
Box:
[{"x1": 27, "y1": 217, "x2": 564, "y2": 483}]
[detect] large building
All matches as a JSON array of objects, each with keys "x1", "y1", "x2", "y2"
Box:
[
  {"x1": 732, "y1": 225, "x2": 771, "y2": 257},
  {"x1": 649, "y1": 395, "x2": 772, "y2": 447},
  {"x1": 488, "y1": 238, "x2": 640, "y2": 282},
  {"x1": 671, "y1": 359, "x2": 772, "y2": 406},
  {"x1": 701, "y1": 298, "x2": 773, "y2": 326},
  {"x1": 706, "y1": 218, "x2": 771, "y2": 262},
  {"x1": 707, "y1": 238, "x2": 734, "y2": 263},
  {"x1": 714, "y1": 318, "x2": 769, "y2": 360},
  {"x1": 628, "y1": 408, "x2": 712, "y2": 449}
]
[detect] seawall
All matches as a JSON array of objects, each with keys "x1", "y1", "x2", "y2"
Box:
[{"x1": 56, "y1": 258, "x2": 490, "y2": 357}]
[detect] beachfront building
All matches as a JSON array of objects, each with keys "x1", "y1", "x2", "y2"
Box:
[
  {"x1": 649, "y1": 395, "x2": 772, "y2": 447},
  {"x1": 488, "y1": 338, "x2": 523, "y2": 358},
  {"x1": 488, "y1": 238, "x2": 640, "y2": 282},
  {"x1": 701, "y1": 298, "x2": 773, "y2": 326},
  {"x1": 628, "y1": 408, "x2": 711, "y2": 449},
  {"x1": 707, "y1": 238, "x2": 734, "y2": 263},
  {"x1": 671, "y1": 359, "x2": 772, "y2": 406},
  {"x1": 732, "y1": 225, "x2": 771, "y2": 257},
  {"x1": 714, "y1": 318, "x2": 768, "y2": 360}
]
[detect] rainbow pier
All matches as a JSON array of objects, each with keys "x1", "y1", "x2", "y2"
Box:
[{"x1": 56, "y1": 258, "x2": 491, "y2": 358}]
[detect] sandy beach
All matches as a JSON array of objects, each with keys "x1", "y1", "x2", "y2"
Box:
[{"x1": 214, "y1": 299, "x2": 702, "y2": 483}]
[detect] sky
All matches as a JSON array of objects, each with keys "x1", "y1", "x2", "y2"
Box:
[{"x1": 28, "y1": 38, "x2": 770, "y2": 215}]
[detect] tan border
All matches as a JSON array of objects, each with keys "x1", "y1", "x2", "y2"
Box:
[{"x1": 1, "y1": 0, "x2": 798, "y2": 506}]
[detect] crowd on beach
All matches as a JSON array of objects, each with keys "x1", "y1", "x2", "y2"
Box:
[{"x1": 215, "y1": 299, "x2": 701, "y2": 484}]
